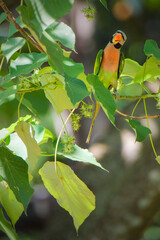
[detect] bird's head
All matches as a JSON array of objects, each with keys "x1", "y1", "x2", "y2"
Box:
[{"x1": 111, "y1": 30, "x2": 127, "y2": 48}]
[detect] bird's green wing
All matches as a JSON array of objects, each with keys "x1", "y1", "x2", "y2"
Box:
[
  {"x1": 94, "y1": 49, "x2": 103, "y2": 75},
  {"x1": 117, "y1": 51, "x2": 125, "y2": 79}
]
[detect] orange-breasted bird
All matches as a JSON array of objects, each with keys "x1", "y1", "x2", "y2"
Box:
[{"x1": 86, "y1": 30, "x2": 127, "y2": 143}]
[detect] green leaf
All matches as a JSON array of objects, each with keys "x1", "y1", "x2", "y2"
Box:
[
  {"x1": 17, "y1": 0, "x2": 74, "y2": 37},
  {"x1": 121, "y1": 58, "x2": 142, "y2": 78},
  {"x1": 0, "y1": 180, "x2": 24, "y2": 226},
  {"x1": 16, "y1": 95, "x2": 39, "y2": 116},
  {"x1": 63, "y1": 57, "x2": 84, "y2": 77},
  {"x1": 7, "y1": 132, "x2": 27, "y2": 160},
  {"x1": 134, "y1": 57, "x2": 160, "y2": 83},
  {"x1": 17, "y1": 0, "x2": 74, "y2": 73},
  {"x1": 0, "y1": 74, "x2": 12, "y2": 86},
  {"x1": 0, "y1": 147, "x2": 33, "y2": 210},
  {"x1": 0, "y1": 115, "x2": 31, "y2": 144},
  {"x1": 40, "y1": 72, "x2": 74, "y2": 113},
  {"x1": 99, "y1": 0, "x2": 108, "y2": 9},
  {"x1": 15, "y1": 121, "x2": 41, "y2": 174},
  {"x1": 0, "y1": 208, "x2": 18, "y2": 240},
  {"x1": 127, "y1": 119, "x2": 151, "y2": 142},
  {"x1": 40, "y1": 31, "x2": 64, "y2": 73},
  {"x1": 144, "y1": 39, "x2": 160, "y2": 60},
  {"x1": 8, "y1": 16, "x2": 24, "y2": 38},
  {"x1": 144, "y1": 226, "x2": 160, "y2": 240},
  {"x1": 87, "y1": 74, "x2": 116, "y2": 126},
  {"x1": 45, "y1": 22, "x2": 75, "y2": 51},
  {"x1": 31, "y1": 125, "x2": 54, "y2": 145},
  {"x1": 0, "y1": 12, "x2": 7, "y2": 24},
  {"x1": 0, "y1": 86, "x2": 18, "y2": 105},
  {"x1": 39, "y1": 161, "x2": 95, "y2": 232},
  {"x1": 118, "y1": 78, "x2": 142, "y2": 97},
  {"x1": 64, "y1": 74, "x2": 90, "y2": 105},
  {"x1": 1, "y1": 37, "x2": 26, "y2": 62},
  {"x1": 54, "y1": 141, "x2": 108, "y2": 171},
  {"x1": 10, "y1": 53, "x2": 48, "y2": 78}
]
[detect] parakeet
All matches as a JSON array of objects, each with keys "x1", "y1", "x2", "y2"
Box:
[{"x1": 86, "y1": 30, "x2": 127, "y2": 143}]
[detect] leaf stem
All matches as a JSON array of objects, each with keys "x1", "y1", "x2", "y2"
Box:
[
  {"x1": 131, "y1": 98, "x2": 141, "y2": 116},
  {"x1": 0, "y1": 56, "x2": 5, "y2": 71},
  {"x1": 18, "y1": 93, "x2": 24, "y2": 120},
  {"x1": 143, "y1": 99, "x2": 158, "y2": 158},
  {"x1": 54, "y1": 108, "x2": 76, "y2": 174}
]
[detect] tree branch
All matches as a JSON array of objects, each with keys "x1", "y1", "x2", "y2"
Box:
[
  {"x1": 116, "y1": 109, "x2": 160, "y2": 119},
  {"x1": 0, "y1": 0, "x2": 44, "y2": 53}
]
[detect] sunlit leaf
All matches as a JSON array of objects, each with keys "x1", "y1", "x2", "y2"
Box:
[
  {"x1": 0, "y1": 147, "x2": 33, "y2": 210},
  {"x1": 0, "y1": 180, "x2": 24, "y2": 226},
  {"x1": 121, "y1": 58, "x2": 142, "y2": 78},
  {"x1": 10, "y1": 53, "x2": 48, "y2": 78},
  {"x1": 7, "y1": 133, "x2": 27, "y2": 160},
  {"x1": 0, "y1": 86, "x2": 18, "y2": 105},
  {"x1": 31, "y1": 125, "x2": 54, "y2": 144},
  {"x1": 15, "y1": 121, "x2": 41, "y2": 174},
  {"x1": 144, "y1": 39, "x2": 160, "y2": 60},
  {"x1": 18, "y1": 0, "x2": 74, "y2": 73},
  {"x1": 0, "y1": 115, "x2": 31, "y2": 144},
  {"x1": 17, "y1": 0, "x2": 74, "y2": 37},
  {"x1": 1, "y1": 37, "x2": 26, "y2": 62},
  {"x1": 40, "y1": 72, "x2": 74, "y2": 113},
  {"x1": 53, "y1": 140, "x2": 108, "y2": 171},
  {"x1": 87, "y1": 74, "x2": 116, "y2": 126},
  {"x1": 134, "y1": 57, "x2": 160, "y2": 83},
  {"x1": 0, "y1": 208, "x2": 18, "y2": 240},
  {"x1": 118, "y1": 78, "x2": 142, "y2": 97},
  {"x1": 40, "y1": 31, "x2": 64, "y2": 73},
  {"x1": 127, "y1": 119, "x2": 151, "y2": 142},
  {"x1": 63, "y1": 57, "x2": 84, "y2": 77},
  {"x1": 39, "y1": 161, "x2": 95, "y2": 232},
  {"x1": 45, "y1": 22, "x2": 75, "y2": 51}
]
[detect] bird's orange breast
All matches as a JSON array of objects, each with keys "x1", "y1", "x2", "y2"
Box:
[{"x1": 101, "y1": 43, "x2": 120, "y2": 72}]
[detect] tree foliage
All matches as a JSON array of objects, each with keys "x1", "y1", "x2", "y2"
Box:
[{"x1": 0, "y1": 0, "x2": 160, "y2": 239}]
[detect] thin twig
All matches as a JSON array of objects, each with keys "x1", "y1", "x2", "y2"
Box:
[
  {"x1": 143, "y1": 99, "x2": 158, "y2": 158},
  {"x1": 116, "y1": 109, "x2": 160, "y2": 120},
  {"x1": 54, "y1": 108, "x2": 76, "y2": 174},
  {"x1": 0, "y1": 0, "x2": 44, "y2": 53}
]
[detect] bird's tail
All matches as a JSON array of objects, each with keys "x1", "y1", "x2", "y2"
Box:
[{"x1": 86, "y1": 102, "x2": 101, "y2": 144}]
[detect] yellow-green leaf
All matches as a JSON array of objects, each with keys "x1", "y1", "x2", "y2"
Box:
[
  {"x1": 39, "y1": 161, "x2": 95, "y2": 232},
  {"x1": 40, "y1": 72, "x2": 74, "y2": 113},
  {"x1": 0, "y1": 147, "x2": 33, "y2": 210},
  {"x1": 0, "y1": 208, "x2": 18, "y2": 240},
  {"x1": 134, "y1": 57, "x2": 160, "y2": 83},
  {"x1": 0, "y1": 180, "x2": 24, "y2": 226},
  {"x1": 15, "y1": 122, "x2": 41, "y2": 174}
]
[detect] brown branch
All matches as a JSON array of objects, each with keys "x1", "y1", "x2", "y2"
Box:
[
  {"x1": 0, "y1": 0, "x2": 44, "y2": 53},
  {"x1": 116, "y1": 109, "x2": 160, "y2": 119}
]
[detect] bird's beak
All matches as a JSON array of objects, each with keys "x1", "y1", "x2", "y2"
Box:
[{"x1": 112, "y1": 33, "x2": 122, "y2": 44}]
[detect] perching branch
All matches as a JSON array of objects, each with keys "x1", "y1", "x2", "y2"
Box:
[
  {"x1": 116, "y1": 109, "x2": 160, "y2": 119},
  {"x1": 0, "y1": 0, "x2": 44, "y2": 53}
]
